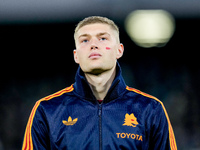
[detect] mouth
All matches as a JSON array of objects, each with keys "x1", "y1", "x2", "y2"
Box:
[{"x1": 89, "y1": 52, "x2": 102, "y2": 59}]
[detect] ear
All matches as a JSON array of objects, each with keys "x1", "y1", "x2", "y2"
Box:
[
  {"x1": 116, "y1": 43, "x2": 124, "y2": 59},
  {"x1": 73, "y1": 49, "x2": 79, "y2": 64},
  {"x1": 125, "y1": 113, "x2": 130, "y2": 118}
]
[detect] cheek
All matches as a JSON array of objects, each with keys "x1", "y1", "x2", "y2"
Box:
[
  {"x1": 106, "y1": 45, "x2": 119, "y2": 58},
  {"x1": 76, "y1": 50, "x2": 89, "y2": 64},
  {"x1": 106, "y1": 47, "x2": 111, "y2": 50}
]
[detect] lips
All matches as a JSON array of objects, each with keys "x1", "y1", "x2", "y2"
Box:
[{"x1": 89, "y1": 52, "x2": 102, "y2": 59}]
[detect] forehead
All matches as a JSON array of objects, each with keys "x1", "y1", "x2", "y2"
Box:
[{"x1": 76, "y1": 23, "x2": 114, "y2": 37}]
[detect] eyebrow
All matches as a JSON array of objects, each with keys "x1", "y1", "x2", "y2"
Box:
[
  {"x1": 78, "y1": 32, "x2": 110, "y2": 39},
  {"x1": 78, "y1": 34, "x2": 89, "y2": 39},
  {"x1": 97, "y1": 32, "x2": 110, "y2": 37}
]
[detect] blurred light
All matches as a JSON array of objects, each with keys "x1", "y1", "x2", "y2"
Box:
[{"x1": 125, "y1": 10, "x2": 175, "y2": 48}]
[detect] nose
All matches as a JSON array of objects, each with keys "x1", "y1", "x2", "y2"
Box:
[
  {"x1": 91, "y1": 46, "x2": 98, "y2": 50},
  {"x1": 90, "y1": 38, "x2": 98, "y2": 50}
]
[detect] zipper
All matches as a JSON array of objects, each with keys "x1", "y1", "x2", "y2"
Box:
[{"x1": 98, "y1": 104, "x2": 102, "y2": 150}]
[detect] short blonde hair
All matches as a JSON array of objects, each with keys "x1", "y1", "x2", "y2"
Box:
[{"x1": 74, "y1": 16, "x2": 120, "y2": 42}]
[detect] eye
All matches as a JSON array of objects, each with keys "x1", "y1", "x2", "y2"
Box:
[
  {"x1": 100, "y1": 37, "x2": 107, "y2": 41},
  {"x1": 82, "y1": 39, "x2": 89, "y2": 43},
  {"x1": 81, "y1": 39, "x2": 89, "y2": 43}
]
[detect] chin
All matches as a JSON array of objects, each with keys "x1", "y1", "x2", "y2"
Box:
[
  {"x1": 89, "y1": 68, "x2": 105, "y2": 75},
  {"x1": 88, "y1": 65, "x2": 114, "y2": 75},
  {"x1": 81, "y1": 63, "x2": 114, "y2": 75}
]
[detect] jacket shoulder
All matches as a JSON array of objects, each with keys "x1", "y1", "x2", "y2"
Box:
[
  {"x1": 126, "y1": 86, "x2": 177, "y2": 150},
  {"x1": 126, "y1": 86, "x2": 163, "y2": 106},
  {"x1": 22, "y1": 85, "x2": 74, "y2": 150},
  {"x1": 37, "y1": 85, "x2": 74, "y2": 106}
]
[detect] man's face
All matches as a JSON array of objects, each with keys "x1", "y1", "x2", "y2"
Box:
[{"x1": 74, "y1": 23, "x2": 124, "y2": 74}]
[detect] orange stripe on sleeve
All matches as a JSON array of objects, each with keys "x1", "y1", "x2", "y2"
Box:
[
  {"x1": 126, "y1": 86, "x2": 177, "y2": 150},
  {"x1": 22, "y1": 85, "x2": 74, "y2": 150}
]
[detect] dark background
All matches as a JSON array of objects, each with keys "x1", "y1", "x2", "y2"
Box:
[{"x1": 0, "y1": 1, "x2": 200, "y2": 149}]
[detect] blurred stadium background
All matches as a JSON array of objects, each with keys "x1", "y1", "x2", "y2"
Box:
[{"x1": 0, "y1": 0, "x2": 200, "y2": 149}]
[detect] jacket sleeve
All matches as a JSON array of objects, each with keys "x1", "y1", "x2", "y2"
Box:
[
  {"x1": 149, "y1": 102, "x2": 177, "y2": 150},
  {"x1": 22, "y1": 101, "x2": 50, "y2": 150}
]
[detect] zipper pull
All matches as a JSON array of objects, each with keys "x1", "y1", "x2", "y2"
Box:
[{"x1": 98, "y1": 104, "x2": 102, "y2": 116}]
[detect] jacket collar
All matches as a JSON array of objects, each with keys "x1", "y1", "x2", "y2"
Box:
[{"x1": 73, "y1": 62, "x2": 127, "y2": 104}]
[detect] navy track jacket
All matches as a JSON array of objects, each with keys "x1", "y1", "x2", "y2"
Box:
[{"x1": 22, "y1": 63, "x2": 177, "y2": 150}]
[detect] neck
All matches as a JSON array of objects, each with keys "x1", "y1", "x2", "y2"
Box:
[{"x1": 85, "y1": 66, "x2": 116, "y2": 100}]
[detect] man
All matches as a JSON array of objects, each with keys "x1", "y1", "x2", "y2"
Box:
[{"x1": 22, "y1": 16, "x2": 177, "y2": 150}]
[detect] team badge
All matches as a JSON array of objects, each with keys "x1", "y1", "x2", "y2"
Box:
[
  {"x1": 123, "y1": 113, "x2": 138, "y2": 127},
  {"x1": 62, "y1": 116, "x2": 78, "y2": 126}
]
